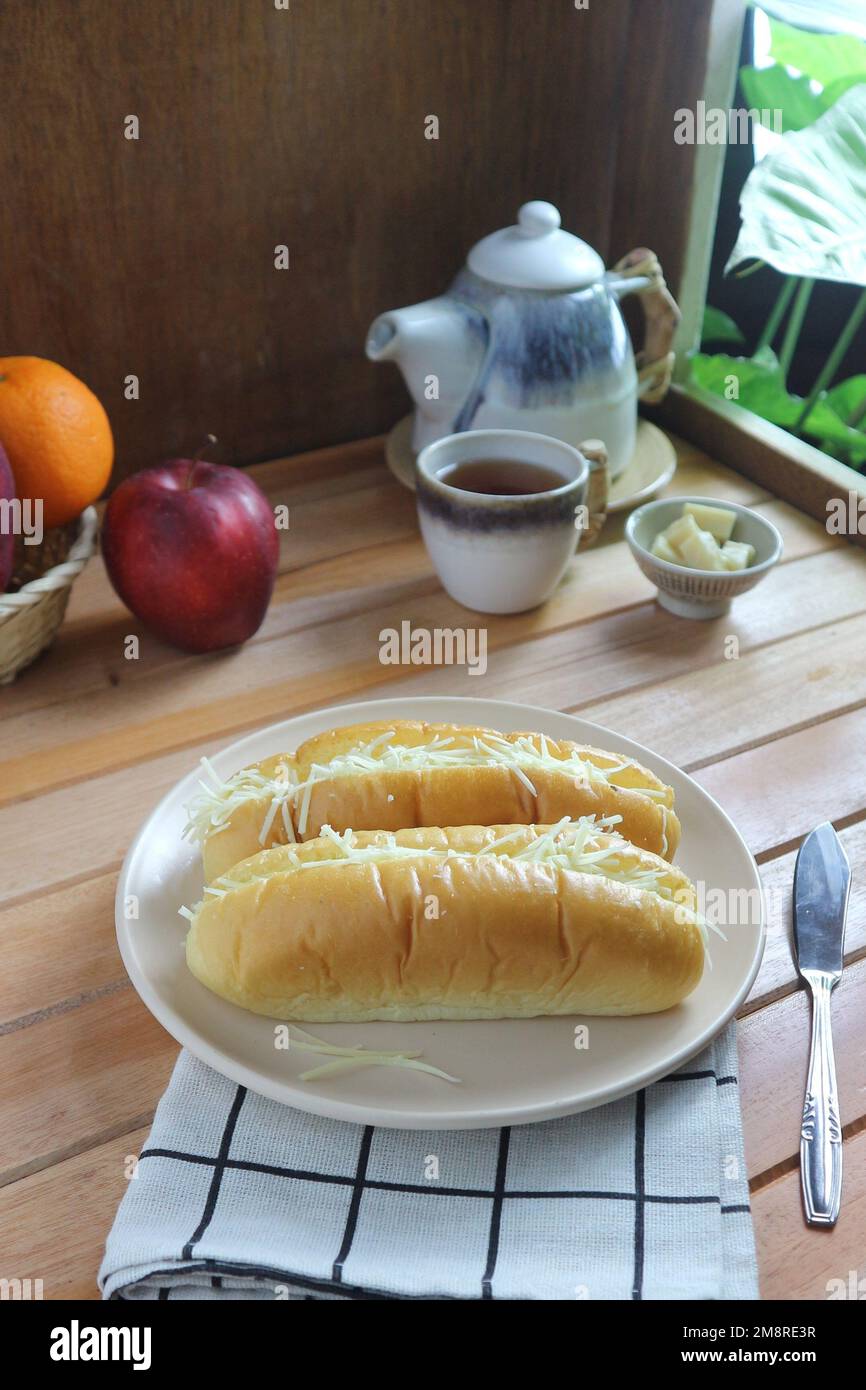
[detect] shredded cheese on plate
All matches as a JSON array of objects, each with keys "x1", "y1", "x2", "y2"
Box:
[{"x1": 182, "y1": 732, "x2": 666, "y2": 845}]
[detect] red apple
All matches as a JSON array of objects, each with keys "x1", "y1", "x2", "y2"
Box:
[
  {"x1": 101, "y1": 455, "x2": 279, "y2": 652},
  {"x1": 0, "y1": 442, "x2": 15, "y2": 592}
]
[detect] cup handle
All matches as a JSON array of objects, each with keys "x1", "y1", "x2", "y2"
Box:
[
  {"x1": 576, "y1": 439, "x2": 609, "y2": 551},
  {"x1": 610, "y1": 247, "x2": 681, "y2": 404}
]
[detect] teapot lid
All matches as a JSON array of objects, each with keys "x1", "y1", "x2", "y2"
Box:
[{"x1": 467, "y1": 201, "x2": 605, "y2": 291}]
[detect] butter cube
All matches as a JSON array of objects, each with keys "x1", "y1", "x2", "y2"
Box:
[
  {"x1": 678, "y1": 527, "x2": 726, "y2": 571},
  {"x1": 683, "y1": 502, "x2": 737, "y2": 543},
  {"x1": 721, "y1": 539, "x2": 756, "y2": 571},
  {"x1": 651, "y1": 533, "x2": 680, "y2": 565},
  {"x1": 662, "y1": 512, "x2": 702, "y2": 551}
]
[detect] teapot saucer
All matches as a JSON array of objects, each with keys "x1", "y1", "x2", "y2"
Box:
[{"x1": 384, "y1": 415, "x2": 676, "y2": 513}]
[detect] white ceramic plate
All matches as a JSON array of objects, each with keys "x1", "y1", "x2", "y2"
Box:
[{"x1": 116, "y1": 696, "x2": 764, "y2": 1130}]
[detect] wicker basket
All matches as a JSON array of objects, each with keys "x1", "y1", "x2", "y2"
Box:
[{"x1": 0, "y1": 507, "x2": 98, "y2": 684}]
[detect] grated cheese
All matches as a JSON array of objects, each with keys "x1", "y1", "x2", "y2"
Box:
[
  {"x1": 279, "y1": 1023, "x2": 461, "y2": 1084},
  {"x1": 182, "y1": 731, "x2": 668, "y2": 849},
  {"x1": 181, "y1": 816, "x2": 708, "y2": 949}
]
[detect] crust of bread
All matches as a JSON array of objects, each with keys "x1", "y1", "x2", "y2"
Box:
[
  {"x1": 200, "y1": 722, "x2": 680, "y2": 880},
  {"x1": 187, "y1": 825, "x2": 703, "y2": 1021}
]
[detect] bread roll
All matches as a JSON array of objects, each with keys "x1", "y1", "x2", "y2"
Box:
[
  {"x1": 183, "y1": 821, "x2": 704, "y2": 1021},
  {"x1": 185, "y1": 721, "x2": 681, "y2": 881}
]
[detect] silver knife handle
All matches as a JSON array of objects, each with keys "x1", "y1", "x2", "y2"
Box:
[{"x1": 800, "y1": 971, "x2": 843, "y2": 1227}]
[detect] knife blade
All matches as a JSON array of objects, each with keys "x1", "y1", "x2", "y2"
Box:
[{"x1": 793, "y1": 822, "x2": 851, "y2": 1228}]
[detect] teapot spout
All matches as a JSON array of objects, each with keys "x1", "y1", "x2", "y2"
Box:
[
  {"x1": 366, "y1": 300, "x2": 459, "y2": 381},
  {"x1": 366, "y1": 298, "x2": 487, "y2": 443},
  {"x1": 365, "y1": 312, "x2": 403, "y2": 362}
]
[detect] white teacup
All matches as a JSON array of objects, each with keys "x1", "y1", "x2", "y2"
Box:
[{"x1": 416, "y1": 429, "x2": 608, "y2": 614}]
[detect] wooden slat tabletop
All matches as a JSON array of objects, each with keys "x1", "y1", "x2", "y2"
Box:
[{"x1": 2, "y1": 431, "x2": 864, "y2": 1301}]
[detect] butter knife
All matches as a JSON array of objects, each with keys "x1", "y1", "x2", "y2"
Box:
[{"x1": 793, "y1": 822, "x2": 850, "y2": 1227}]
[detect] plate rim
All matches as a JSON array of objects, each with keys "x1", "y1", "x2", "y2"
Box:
[{"x1": 116, "y1": 695, "x2": 765, "y2": 1129}]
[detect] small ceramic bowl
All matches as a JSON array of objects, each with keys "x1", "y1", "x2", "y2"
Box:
[{"x1": 625, "y1": 495, "x2": 783, "y2": 619}]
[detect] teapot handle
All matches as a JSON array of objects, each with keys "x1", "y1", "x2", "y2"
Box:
[
  {"x1": 576, "y1": 439, "x2": 609, "y2": 551},
  {"x1": 607, "y1": 248, "x2": 681, "y2": 405}
]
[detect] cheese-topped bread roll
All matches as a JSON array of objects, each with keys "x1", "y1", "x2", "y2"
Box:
[
  {"x1": 184, "y1": 720, "x2": 681, "y2": 880},
  {"x1": 182, "y1": 819, "x2": 704, "y2": 1021}
]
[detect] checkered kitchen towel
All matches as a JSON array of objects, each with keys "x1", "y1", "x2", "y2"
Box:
[{"x1": 100, "y1": 1024, "x2": 757, "y2": 1301}]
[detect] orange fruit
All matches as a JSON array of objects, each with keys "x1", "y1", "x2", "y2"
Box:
[{"x1": 0, "y1": 357, "x2": 113, "y2": 529}]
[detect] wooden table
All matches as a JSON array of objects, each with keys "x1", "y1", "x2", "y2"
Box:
[{"x1": 2, "y1": 431, "x2": 865, "y2": 1301}]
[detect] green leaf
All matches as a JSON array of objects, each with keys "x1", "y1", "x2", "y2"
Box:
[
  {"x1": 825, "y1": 374, "x2": 866, "y2": 421},
  {"x1": 737, "y1": 51, "x2": 866, "y2": 137},
  {"x1": 689, "y1": 348, "x2": 802, "y2": 425},
  {"x1": 812, "y1": 429, "x2": 866, "y2": 465},
  {"x1": 726, "y1": 86, "x2": 866, "y2": 284},
  {"x1": 690, "y1": 351, "x2": 866, "y2": 466},
  {"x1": 801, "y1": 385, "x2": 866, "y2": 462},
  {"x1": 769, "y1": 15, "x2": 866, "y2": 87},
  {"x1": 821, "y1": 74, "x2": 866, "y2": 111},
  {"x1": 739, "y1": 63, "x2": 824, "y2": 131},
  {"x1": 701, "y1": 305, "x2": 746, "y2": 346}
]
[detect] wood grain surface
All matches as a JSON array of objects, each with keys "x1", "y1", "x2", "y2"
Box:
[
  {"x1": 0, "y1": 0, "x2": 711, "y2": 483},
  {"x1": 1, "y1": 428, "x2": 864, "y2": 1300}
]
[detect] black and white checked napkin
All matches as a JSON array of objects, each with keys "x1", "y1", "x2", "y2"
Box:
[{"x1": 99, "y1": 1024, "x2": 757, "y2": 1300}]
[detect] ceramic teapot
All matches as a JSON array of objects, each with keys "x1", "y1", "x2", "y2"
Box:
[{"x1": 366, "y1": 201, "x2": 680, "y2": 481}]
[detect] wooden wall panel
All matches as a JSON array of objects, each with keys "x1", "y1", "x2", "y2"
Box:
[
  {"x1": 611, "y1": 0, "x2": 713, "y2": 286},
  {"x1": 0, "y1": 0, "x2": 712, "y2": 484}
]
